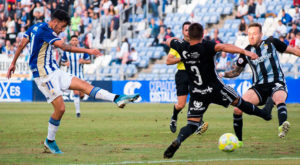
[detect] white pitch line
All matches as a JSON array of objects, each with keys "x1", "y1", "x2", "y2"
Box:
[{"x1": 103, "y1": 157, "x2": 300, "y2": 165}]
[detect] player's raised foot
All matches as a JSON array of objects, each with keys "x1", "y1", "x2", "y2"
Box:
[
  {"x1": 195, "y1": 121, "x2": 208, "y2": 135},
  {"x1": 278, "y1": 121, "x2": 290, "y2": 138},
  {"x1": 237, "y1": 141, "x2": 244, "y2": 148},
  {"x1": 262, "y1": 97, "x2": 274, "y2": 121},
  {"x1": 164, "y1": 139, "x2": 181, "y2": 159},
  {"x1": 76, "y1": 113, "x2": 81, "y2": 118},
  {"x1": 169, "y1": 119, "x2": 177, "y2": 133},
  {"x1": 44, "y1": 138, "x2": 63, "y2": 154},
  {"x1": 114, "y1": 94, "x2": 140, "y2": 108}
]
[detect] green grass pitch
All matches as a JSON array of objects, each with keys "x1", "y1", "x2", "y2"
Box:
[{"x1": 0, "y1": 102, "x2": 300, "y2": 164}]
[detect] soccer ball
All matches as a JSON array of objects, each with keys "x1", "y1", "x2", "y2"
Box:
[{"x1": 218, "y1": 133, "x2": 239, "y2": 152}]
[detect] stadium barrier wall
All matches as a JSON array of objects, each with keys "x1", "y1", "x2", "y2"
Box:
[{"x1": 0, "y1": 79, "x2": 299, "y2": 103}]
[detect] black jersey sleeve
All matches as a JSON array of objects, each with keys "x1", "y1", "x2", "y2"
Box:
[
  {"x1": 236, "y1": 54, "x2": 248, "y2": 67},
  {"x1": 170, "y1": 39, "x2": 182, "y2": 54},
  {"x1": 268, "y1": 37, "x2": 288, "y2": 53},
  {"x1": 205, "y1": 40, "x2": 217, "y2": 56}
]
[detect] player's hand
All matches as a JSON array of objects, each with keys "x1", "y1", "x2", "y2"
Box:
[
  {"x1": 65, "y1": 61, "x2": 70, "y2": 66},
  {"x1": 244, "y1": 50, "x2": 258, "y2": 60},
  {"x1": 6, "y1": 64, "x2": 16, "y2": 79},
  {"x1": 79, "y1": 59, "x2": 84, "y2": 64},
  {"x1": 87, "y1": 49, "x2": 102, "y2": 57}
]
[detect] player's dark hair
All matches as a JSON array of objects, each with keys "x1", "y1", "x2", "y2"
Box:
[
  {"x1": 182, "y1": 21, "x2": 191, "y2": 30},
  {"x1": 188, "y1": 23, "x2": 203, "y2": 40},
  {"x1": 70, "y1": 35, "x2": 78, "y2": 39},
  {"x1": 248, "y1": 23, "x2": 262, "y2": 32},
  {"x1": 51, "y1": 9, "x2": 70, "y2": 26}
]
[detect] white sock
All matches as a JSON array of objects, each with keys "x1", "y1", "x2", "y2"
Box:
[
  {"x1": 74, "y1": 96, "x2": 80, "y2": 114},
  {"x1": 95, "y1": 89, "x2": 116, "y2": 102},
  {"x1": 47, "y1": 122, "x2": 58, "y2": 141}
]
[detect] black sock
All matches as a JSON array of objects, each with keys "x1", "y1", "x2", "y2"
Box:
[
  {"x1": 236, "y1": 98, "x2": 267, "y2": 119},
  {"x1": 172, "y1": 105, "x2": 182, "y2": 120},
  {"x1": 233, "y1": 114, "x2": 243, "y2": 141},
  {"x1": 176, "y1": 124, "x2": 198, "y2": 143},
  {"x1": 113, "y1": 95, "x2": 120, "y2": 102},
  {"x1": 277, "y1": 103, "x2": 287, "y2": 126}
]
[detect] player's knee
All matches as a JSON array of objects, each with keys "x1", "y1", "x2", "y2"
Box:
[
  {"x1": 234, "y1": 107, "x2": 243, "y2": 115},
  {"x1": 176, "y1": 103, "x2": 186, "y2": 110},
  {"x1": 56, "y1": 105, "x2": 65, "y2": 114}
]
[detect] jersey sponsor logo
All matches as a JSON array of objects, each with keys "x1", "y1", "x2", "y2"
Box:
[
  {"x1": 191, "y1": 52, "x2": 200, "y2": 58},
  {"x1": 192, "y1": 86, "x2": 213, "y2": 95},
  {"x1": 252, "y1": 53, "x2": 272, "y2": 65},
  {"x1": 190, "y1": 100, "x2": 206, "y2": 111}
]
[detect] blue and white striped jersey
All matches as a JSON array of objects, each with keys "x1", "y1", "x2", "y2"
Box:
[
  {"x1": 236, "y1": 37, "x2": 287, "y2": 85},
  {"x1": 61, "y1": 51, "x2": 90, "y2": 79},
  {"x1": 24, "y1": 22, "x2": 61, "y2": 78}
]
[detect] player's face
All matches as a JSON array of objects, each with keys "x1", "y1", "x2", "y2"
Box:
[
  {"x1": 248, "y1": 27, "x2": 262, "y2": 46},
  {"x1": 53, "y1": 20, "x2": 67, "y2": 35},
  {"x1": 182, "y1": 24, "x2": 190, "y2": 40},
  {"x1": 70, "y1": 37, "x2": 79, "y2": 46}
]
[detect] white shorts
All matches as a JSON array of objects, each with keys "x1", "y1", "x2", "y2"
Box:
[{"x1": 34, "y1": 69, "x2": 74, "y2": 103}]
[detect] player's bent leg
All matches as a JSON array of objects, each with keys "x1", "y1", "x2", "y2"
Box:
[
  {"x1": 170, "y1": 95, "x2": 187, "y2": 133},
  {"x1": 233, "y1": 89, "x2": 259, "y2": 143},
  {"x1": 44, "y1": 96, "x2": 65, "y2": 154},
  {"x1": 272, "y1": 91, "x2": 289, "y2": 138}
]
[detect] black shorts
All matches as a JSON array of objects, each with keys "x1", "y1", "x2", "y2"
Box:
[
  {"x1": 187, "y1": 82, "x2": 239, "y2": 119},
  {"x1": 250, "y1": 81, "x2": 288, "y2": 106},
  {"x1": 175, "y1": 70, "x2": 189, "y2": 96}
]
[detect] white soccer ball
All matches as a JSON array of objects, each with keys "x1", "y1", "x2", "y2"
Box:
[{"x1": 218, "y1": 133, "x2": 239, "y2": 152}]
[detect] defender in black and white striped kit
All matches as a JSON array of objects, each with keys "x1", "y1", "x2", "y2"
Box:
[
  {"x1": 163, "y1": 23, "x2": 274, "y2": 159},
  {"x1": 223, "y1": 23, "x2": 300, "y2": 142}
]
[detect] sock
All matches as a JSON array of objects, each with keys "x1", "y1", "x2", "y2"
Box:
[
  {"x1": 277, "y1": 103, "x2": 287, "y2": 126},
  {"x1": 236, "y1": 98, "x2": 267, "y2": 119},
  {"x1": 176, "y1": 123, "x2": 198, "y2": 143},
  {"x1": 74, "y1": 95, "x2": 80, "y2": 114},
  {"x1": 233, "y1": 114, "x2": 243, "y2": 141},
  {"x1": 89, "y1": 87, "x2": 116, "y2": 101},
  {"x1": 47, "y1": 117, "x2": 60, "y2": 141},
  {"x1": 172, "y1": 105, "x2": 182, "y2": 120}
]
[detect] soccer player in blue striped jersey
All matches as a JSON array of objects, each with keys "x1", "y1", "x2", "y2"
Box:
[
  {"x1": 6, "y1": 9, "x2": 139, "y2": 154},
  {"x1": 61, "y1": 35, "x2": 91, "y2": 118},
  {"x1": 221, "y1": 23, "x2": 300, "y2": 145}
]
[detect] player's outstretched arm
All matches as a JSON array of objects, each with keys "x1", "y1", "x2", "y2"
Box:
[
  {"x1": 215, "y1": 43, "x2": 258, "y2": 60},
  {"x1": 6, "y1": 37, "x2": 30, "y2": 79},
  {"x1": 166, "y1": 37, "x2": 180, "y2": 48},
  {"x1": 284, "y1": 46, "x2": 300, "y2": 57},
  {"x1": 53, "y1": 40, "x2": 101, "y2": 56},
  {"x1": 221, "y1": 66, "x2": 244, "y2": 78}
]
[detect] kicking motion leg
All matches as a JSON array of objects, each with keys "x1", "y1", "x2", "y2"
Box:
[{"x1": 69, "y1": 77, "x2": 139, "y2": 108}]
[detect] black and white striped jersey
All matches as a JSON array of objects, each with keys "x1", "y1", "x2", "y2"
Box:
[{"x1": 236, "y1": 37, "x2": 287, "y2": 85}]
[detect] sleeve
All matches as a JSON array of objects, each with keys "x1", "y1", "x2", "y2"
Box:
[
  {"x1": 236, "y1": 54, "x2": 248, "y2": 67},
  {"x1": 24, "y1": 25, "x2": 33, "y2": 39},
  {"x1": 42, "y1": 28, "x2": 61, "y2": 45},
  {"x1": 269, "y1": 37, "x2": 287, "y2": 53},
  {"x1": 83, "y1": 53, "x2": 90, "y2": 60},
  {"x1": 170, "y1": 39, "x2": 181, "y2": 53},
  {"x1": 206, "y1": 40, "x2": 217, "y2": 56},
  {"x1": 61, "y1": 52, "x2": 68, "y2": 62}
]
